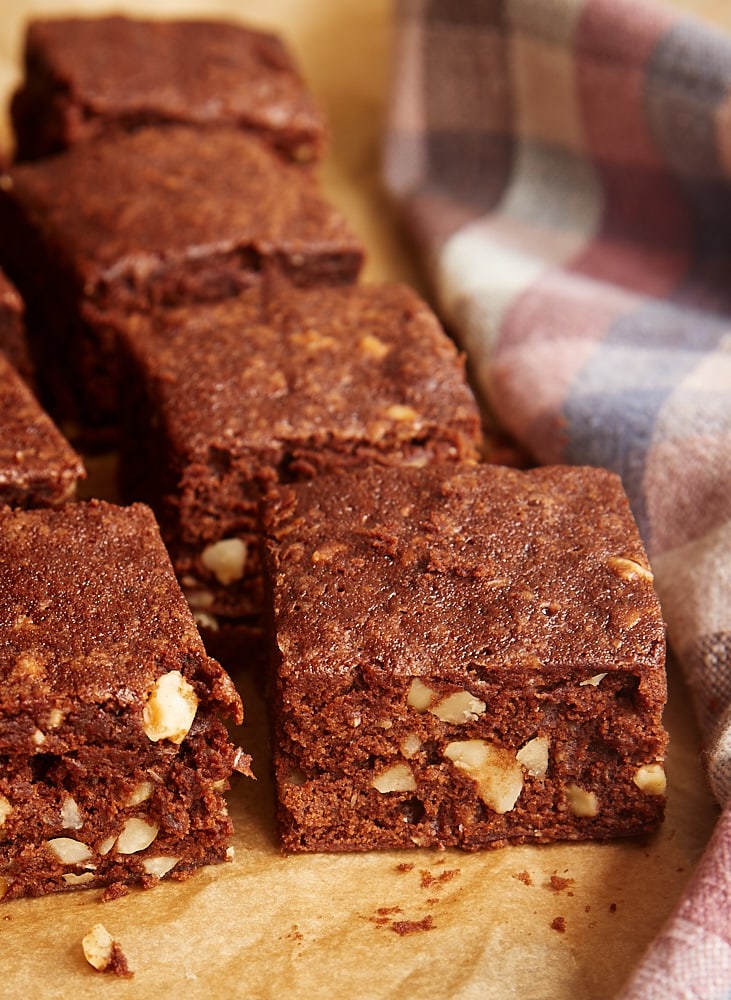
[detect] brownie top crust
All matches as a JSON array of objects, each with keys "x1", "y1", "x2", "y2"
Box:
[
  {"x1": 120, "y1": 281, "x2": 482, "y2": 466},
  {"x1": 0, "y1": 500, "x2": 240, "y2": 718},
  {"x1": 1, "y1": 125, "x2": 362, "y2": 302},
  {"x1": 14, "y1": 16, "x2": 326, "y2": 159},
  {"x1": 0, "y1": 353, "x2": 83, "y2": 503},
  {"x1": 261, "y1": 463, "x2": 666, "y2": 682}
]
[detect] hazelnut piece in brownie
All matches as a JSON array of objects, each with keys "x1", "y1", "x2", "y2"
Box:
[
  {"x1": 117, "y1": 280, "x2": 482, "y2": 661},
  {"x1": 259, "y1": 463, "x2": 668, "y2": 852},
  {"x1": 0, "y1": 500, "x2": 249, "y2": 899},
  {"x1": 0, "y1": 352, "x2": 83, "y2": 507},
  {"x1": 11, "y1": 16, "x2": 327, "y2": 163},
  {"x1": 0, "y1": 125, "x2": 363, "y2": 438}
]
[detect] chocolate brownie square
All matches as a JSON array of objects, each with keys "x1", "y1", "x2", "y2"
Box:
[
  {"x1": 0, "y1": 125, "x2": 363, "y2": 437},
  {"x1": 117, "y1": 280, "x2": 482, "y2": 659},
  {"x1": 0, "y1": 499, "x2": 249, "y2": 899},
  {"x1": 0, "y1": 352, "x2": 83, "y2": 506},
  {"x1": 11, "y1": 16, "x2": 326, "y2": 164},
  {"x1": 259, "y1": 463, "x2": 668, "y2": 852}
]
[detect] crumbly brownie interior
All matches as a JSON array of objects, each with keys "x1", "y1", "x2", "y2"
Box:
[
  {"x1": 0, "y1": 500, "x2": 248, "y2": 898},
  {"x1": 260, "y1": 463, "x2": 668, "y2": 852}
]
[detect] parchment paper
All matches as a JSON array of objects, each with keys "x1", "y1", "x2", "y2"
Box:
[{"x1": 0, "y1": 1, "x2": 724, "y2": 997}]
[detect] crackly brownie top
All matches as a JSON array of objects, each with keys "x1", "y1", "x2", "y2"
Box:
[
  {"x1": 17, "y1": 16, "x2": 326, "y2": 159},
  {"x1": 120, "y1": 281, "x2": 482, "y2": 462},
  {"x1": 261, "y1": 463, "x2": 666, "y2": 681},
  {"x1": 0, "y1": 499, "x2": 239, "y2": 715},
  {"x1": 3, "y1": 125, "x2": 361, "y2": 292},
  {"x1": 0, "y1": 353, "x2": 83, "y2": 503}
]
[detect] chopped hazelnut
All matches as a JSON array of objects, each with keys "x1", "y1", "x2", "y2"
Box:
[
  {"x1": 565, "y1": 783, "x2": 599, "y2": 817},
  {"x1": 116, "y1": 818, "x2": 159, "y2": 854},
  {"x1": 579, "y1": 673, "x2": 608, "y2": 687},
  {"x1": 372, "y1": 763, "x2": 417, "y2": 794},
  {"x1": 399, "y1": 733, "x2": 422, "y2": 759},
  {"x1": 385, "y1": 404, "x2": 419, "y2": 422},
  {"x1": 444, "y1": 740, "x2": 523, "y2": 813},
  {"x1": 193, "y1": 610, "x2": 219, "y2": 632},
  {"x1": 516, "y1": 736, "x2": 550, "y2": 777},
  {"x1": 82, "y1": 924, "x2": 115, "y2": 971},
  {"x1": 406, "y1": 678, "x2": 436, "y2": 712},
  {"x1": 143, "y1": 670, "x2": 198, "y2": 744},
  {"x1": 607, "y1": 556, "x2": 654, "y2": 583},
  {"x1": 141, "y1": 856, "x2": 179, "y2": 878},
  {"x1": 125, "y1": 782, "x2": 153, "y2": 807},
  {"x1": 60, "y1": 795, "x2": 83, "y2": 830},
  {"x1": 359, "y1": 333, "x2": 390, "y2": 360},
  {"x1": 97, "y1": 835, "x2": 116, "y2": 856},
  {"x1": 47, "y1": 708, "x2": 64, "y2": 729},
  {"x1": 201, "y1": 538, "x2": 247, "y2": 586},
  {"x1": 185, "y1": 589, "x2": 214, "y2": 609},
  {"x1": 632, "y1": 763, "x2": 667, "y2": 796},
  {"x1": 63, "y1": 872, "x2": 95, "y2": 886},
  {"x1": 47, "y1": 837, "x2": 93, "y2": 865},
  {"x1": 430, "y1": 690, "x2": 486, "y2": 724},
  {"x1": 0, "y1": 795, "x2": 12, "y2": 826}
]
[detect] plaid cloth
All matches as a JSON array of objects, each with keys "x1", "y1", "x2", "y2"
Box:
[{"x1": 384, "y1": 0, "x2": 731, "y2": 996}]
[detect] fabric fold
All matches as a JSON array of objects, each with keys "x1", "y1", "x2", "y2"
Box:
[{"x1": 384, "y1": 1, "x2": 731, "y2": 996}]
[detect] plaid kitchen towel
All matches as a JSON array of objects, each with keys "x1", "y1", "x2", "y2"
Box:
[{"x1": 384, "y1": 0, "x2": 731, "y2": 996}]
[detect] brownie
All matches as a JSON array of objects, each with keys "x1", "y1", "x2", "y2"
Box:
[
  {"x1": 0, "y1": 352, "x2": 84, "y2": 506},
  {"x1": 0, "y1": 125, "x2": 363, "y2": 437},
  {"x1": 0, "y1": 499, "x2": 249, "y2": 899},
  {"x1": 11, "y1": 16, "x2": 326, "y2": 163},
  {"x1": 259, "y1": 463, "x2": 668, "y2": 852},
  {"x1": 117, "y1": 280, "x2": 482, "y2": 660},
  {"x1": 0, "y1": 270, "x2": 33, "y2": 384}
]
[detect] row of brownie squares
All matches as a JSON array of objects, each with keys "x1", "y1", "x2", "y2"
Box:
[
  {"x1": 0, "y1": 14, "x2": 484, "y2": 661},
  {"x1": 0, "y1": 14, "x2": 668, "y2": 879}
]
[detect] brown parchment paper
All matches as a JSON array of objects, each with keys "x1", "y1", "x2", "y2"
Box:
[{"x1": 0, "y1": 1, "x2": 726, "y2": 997}]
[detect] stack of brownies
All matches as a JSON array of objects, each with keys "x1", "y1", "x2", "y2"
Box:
[{"x1": 0, "y1": 13, "x2": 668, "y2": 890}]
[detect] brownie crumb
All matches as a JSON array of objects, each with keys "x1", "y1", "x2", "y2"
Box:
[
  {"x1": 549, "y1": 874, "x2": 574, "y2": 893},
  {"x1": 395, "y1": 863, "x2": 414, "y2": 873},
  {"x1": 101, "y1": 883, "x2": 130, "y2": 903},
  {"x1": 391, "y1": 916, "x2": 435, "y2": 936},
  {"x1": 513, "y1": 870, "x2": 533, "y2": 886},
  {"x1": 419, "y1": 869, "x2": 459, "y2": 890},
  {"x1": 550, "y1": 916, "x2": 567, "y2": 933},
  {"x1": 107, "y1": 943, "x2": 134, "y2": 979},
  {"x1": 609, "y1": 902, "x2": 618, "y2": 913}
]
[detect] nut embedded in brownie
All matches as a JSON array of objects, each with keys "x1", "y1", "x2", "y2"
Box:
[
  {"x1": 259, "y1": 463, "x2": 668, "y2": 852},
  {"x1": 0, "y1": 499, "x2": 250, "y2": 899}
]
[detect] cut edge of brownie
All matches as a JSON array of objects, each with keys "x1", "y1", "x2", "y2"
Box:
[
  {"x1": 0, "y1": 499, "x2": 251, "y2": 899},
  {"x1": 259, "y1": 463, "x2": 668, "y2": 853}
]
